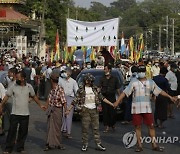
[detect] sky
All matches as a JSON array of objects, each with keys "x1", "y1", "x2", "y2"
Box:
[{"x1": 73, "y1": 0, "x2": 143, "y2": 8}]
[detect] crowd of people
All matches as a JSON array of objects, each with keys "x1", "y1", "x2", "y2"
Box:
[{"x1": 0, "y1": 49, "x2": 180, "y2": 153}]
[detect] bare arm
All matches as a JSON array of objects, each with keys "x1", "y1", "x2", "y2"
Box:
[
  {"x1": 103, "y1": 98, "x2": 114, "y2": 107},
  {"x1": 114, "y1": 92, "x2": 126, "y2": 108},
  {"x1": 33, "y1": 95, "x2": 46, "y2": 110}
]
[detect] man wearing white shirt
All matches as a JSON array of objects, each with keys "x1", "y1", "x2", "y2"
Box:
[
  {"x1": 151, "y1": 61, "x2": 160, "y2": 77},
  {"x1": 30, "y1": 63, "x2": 36, "y2": 90},
  {"x1": 165, "y1": 63, "x2": 178, "y2": 118},
  {"x1": 59, "y1": 68, "x2": 78, "y2": 138},
  {"x1": 44, "y1": 64, "x2": 52, "y2": 100}
]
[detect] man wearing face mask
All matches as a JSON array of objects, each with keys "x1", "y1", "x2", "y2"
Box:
[
  {"x1": 165, "y1": 63, "x2": 178, "y2": 119},
  {"x1": 151, "y1": 60, "x2": 160, "y2": 77},
  {"x1": 0, "y1": 71, "x2": 45, "y2": 153},
  {"x1": 114, "y1": 65, "x2": 177, "y2": 152},
  {"x1": 71, "y1": 63, "x2": 81, "y2": 80},
  {"x1": 58, "y1": 68, "x2": 78, "y2": 138},
  {"x1": 99, "y1": 64, "x2": 121, "y2": 132},
  {"x1": 86, "y1": 62, "x2": 91, "y2": 69}
]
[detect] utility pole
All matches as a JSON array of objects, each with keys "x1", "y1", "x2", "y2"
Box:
[
  {"x1": 67, "y1": 8, "x2": 70, "y2": 18},
  {"x1": 150, "y1": 29, "x2": 152, "y2": 50},
  {"x1": 171, "y1": 18, "x2": 175, "y2": 55},
  {"x1": 37, "y1": 0, "x2": 46, "y2": 57},
  {"x1": 158, "y1": 25, "x2": 161, "y2": 51},
  {"x1": 166, "y1": 16, "x2": 169, "y2": 53}
]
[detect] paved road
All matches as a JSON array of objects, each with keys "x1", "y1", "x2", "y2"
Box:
[{"x1": 0, "y1": 102, "x2": 179, "y2": 154}]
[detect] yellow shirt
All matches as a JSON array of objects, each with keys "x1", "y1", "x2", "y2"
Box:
[{"x1": 146, "y1": 65, "x2": 152, "y2": 79}]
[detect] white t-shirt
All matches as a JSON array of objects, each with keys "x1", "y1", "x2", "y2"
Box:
[
  {"x1": 30, "y1": 68, "x2": 36, "y2": 80},
  {"x1": 165, "y1": 70, "x2": 177, "y2": 91},
  {"x1": 151, "y1": 65, "x2": 160, "y2": 77},
  {"x1": 6, "y1": 83, "x2": 35, "y2": 115},
  {"x1": 84, "y1": 86, "x2": 96, "y2": 109}
]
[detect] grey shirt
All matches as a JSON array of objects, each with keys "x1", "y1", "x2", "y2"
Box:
[{"x1": 6, "y1": 83, "x2": 35, "y2": 115}]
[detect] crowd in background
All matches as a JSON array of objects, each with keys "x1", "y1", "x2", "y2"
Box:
[{"x1": 0, "y1": 49, "x2": 180, "y2": 153}]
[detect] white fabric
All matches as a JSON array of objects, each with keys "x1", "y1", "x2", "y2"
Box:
[
  {"x1": 30, "y1": 68, "x2": 36, "y2": 80},
  {"x1": 6, "y1": 83, "x2": 35, "y2": 115},
  {"x1": 58, "y1": 77, "x2": 78, "y2": 97},
  {"x1": 67, "y1": 18, "x2": 119, "y2": 46},
  {"x1": 0, "y1": 83, "x2": 6, "y2": 100},
  {"x1": 165, "y1": 70, "x2": 177, "y2": 91},
  {"x1": 84, "y1": 86, "x2": 96, "y2": 109},
  {"x1": 151, "y1": 65, "x2": 160, "y2": 77}
]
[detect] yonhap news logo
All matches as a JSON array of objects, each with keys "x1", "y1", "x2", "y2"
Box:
[
  {"x1": 123, "y1": 131, "x2": 180, "y2": 149},
  {"x1": 123, "y1": 131, "x2": 137, "y2": 148}
]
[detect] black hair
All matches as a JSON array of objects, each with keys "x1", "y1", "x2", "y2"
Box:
[
  {"x1": 160, "y1": 67, "x2": 168, "y2": 75},
  {"x1": 17, "y1": 70, "x2": 26, "y2": 79},
  {"x1": 104, "y1": 64, "x2": 112, "y2": 70},
  {"x1": 131, "y1": 66, "x2": 138, "y2": 73},
  {"x1": 9, "y1": 67, "x2": 16, "y2": 74},
  {"x1": 138, "y1": 65, "x2": 146, "y2": 72}
]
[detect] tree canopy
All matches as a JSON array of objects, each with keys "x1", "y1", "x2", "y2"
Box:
[{"x1": 20, "y1": 0, "x2": 180, "y2": 52}]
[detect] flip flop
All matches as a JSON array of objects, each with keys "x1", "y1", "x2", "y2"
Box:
[
  {"x1": 135, "y1": 146, "x2": 143, "y2": 152},
  {"x1": 152, "y1": 146, "x2": 164, "y2": 152}
]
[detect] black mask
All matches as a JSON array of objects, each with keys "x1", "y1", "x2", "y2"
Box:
[{"x1": 16, "y1": 80, "x2": 21, "y2": 85}]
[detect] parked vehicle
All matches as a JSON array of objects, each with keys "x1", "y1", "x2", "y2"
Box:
[{"x1": 73, "y1": 68, "x2": 126, "y2": 120}]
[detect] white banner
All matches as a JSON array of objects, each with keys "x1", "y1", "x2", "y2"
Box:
[{"x1": 67, "y1": 18, "x2": 119, "y2": 46}]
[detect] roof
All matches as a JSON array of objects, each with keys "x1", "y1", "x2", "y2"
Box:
[{"x1": 0, "y1": 7, "x2": 28, "y2": 22}]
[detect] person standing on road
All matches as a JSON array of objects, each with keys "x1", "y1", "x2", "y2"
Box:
[
  {"x1": 43, "y1": 73, "x2": 67, "y2": 151},
  {"x1": 114, "y1": 65, "x2": 177, "y2": 152},
  {"x1": 0, "y1": 71, "x2": 45, "y2": 154},
  {"x1": 165, "y1": 63, "x2": 178, "y2": 119},
  {"x1": 66, "y1": 73, "x2": 114, "y2": 151},
  {"x1": 99, "y1": 64, "x2": 121, "y2": 132},
  {"x1": 151, "y1": 60, "x2": 160, "y2": 77},
  {"x1": 153, "y1": 67, "x2": 170, "y2": 128},
  {"x1": 59, "y1": 68, "x2": 78, "y2": 138},
  {"x1": 44, "y1": 63, "x2": 52, "y2": 100}
]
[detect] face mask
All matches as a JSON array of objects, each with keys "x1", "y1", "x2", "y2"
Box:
[
  {"x1": 9, "y1": 76, "x2": 13, "y2": 81},
  {"x1": 155, "y1": 63, "x2": 159, "y2": 67},
  {"x1": 132, "y1": 72, "x2": 137, "y2": 77},
  {"x1": 61, "y1": 73, "x2": 68, "y2": 78},
  {"x1": 87, "y1": 65, "x2": 91, "y2": 69},
  {"x1": 16, "y1": 80, "x2": 21, "y2": 85},
  {"x1": 138, "y1": 72, "x2": 146, "y2": 78},
  {"x1": 174, "y1": 69, "x2": 177, "y2": 72},
  {"x1": 105, "y1": 72, "x2": 110, "y2": 76},
  {"x1": 77, "y1": 66, "x2": 80, "y2": 69}
]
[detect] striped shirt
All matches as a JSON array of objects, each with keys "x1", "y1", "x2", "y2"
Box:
[
  {"x1": 124, "y1": 79, "x2": 162, "y2": 114},
  {"x1": 48, "y1": 85, "x2": 67, "y2": 108}
]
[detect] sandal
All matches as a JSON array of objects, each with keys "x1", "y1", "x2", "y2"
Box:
[
  {"x1": 103, "y1": 127, "x2": 109, "y2": 133},
  {"x1": 43, "y1": 146, "x2": 52, "y2": 151},
  {"x1": 152, "y1": 146, "x2": 164, "y2": 152},
  {"x1": 3, "y1": 152, "x2": 10, "y2": 154},
  {"x1": 135, "y1": 146, "x2": 143, "y2": 152},
  {"x1": 66, "y1": 134, "x2": 72, "y2": 139},
  {"x1": 57, "y1": 145, "x2": 66, "y2": 150}
]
